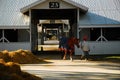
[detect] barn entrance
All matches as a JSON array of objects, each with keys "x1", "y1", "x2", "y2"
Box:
[
  {"x1": 31, "y1": 9, "x2": 77, "y2": 52},
  {"x1": 20, "y1": 0, "x2": 88, "y2": 52},
  {"x1": 37, "y1": 19, "x2": 70, "y2": 51}
]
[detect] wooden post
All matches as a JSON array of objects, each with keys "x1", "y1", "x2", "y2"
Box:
[{"x1": 77, "y1": 8, "x2": 80, "y2": 39}]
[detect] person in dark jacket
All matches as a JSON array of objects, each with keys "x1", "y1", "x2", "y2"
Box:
[{"x1": 59, "y1": 33, "x2": 68, "y2": 60}]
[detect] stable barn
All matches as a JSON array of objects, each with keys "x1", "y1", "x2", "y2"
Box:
[{"x1": 0, "y1": 0, "x2": 120, "y2": 55}]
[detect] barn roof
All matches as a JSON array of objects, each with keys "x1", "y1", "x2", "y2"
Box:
[
  {"x1": 0, "y1": 0, "x2": 120, "y2": 29},
  {"x1": 20, "y1": 0, "x2": 88, "y2": 13}
]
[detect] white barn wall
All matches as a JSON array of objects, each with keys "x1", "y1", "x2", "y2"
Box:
[
  {"x1": 75, "y1": 41, "x2": 120, "y2": 55},
  {"x1": 0, "y1": 42, "x2": 31, "y2": 51}
]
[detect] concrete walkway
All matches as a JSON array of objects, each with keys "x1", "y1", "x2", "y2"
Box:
[{"x1": 21, "y1": 60, "x2": 120, "y2": 80}]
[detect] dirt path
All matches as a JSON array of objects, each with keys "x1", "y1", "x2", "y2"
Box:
[{"x1": 21, "y1": 60, "x2": 120, "y2": 80}]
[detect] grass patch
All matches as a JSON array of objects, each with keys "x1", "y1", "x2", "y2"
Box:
[
  {"x1": 106, "y1": 56, "x2": 120, "y2": 59},
  {"x1": 90, "y1": 55, "x2": 120, "y2": 63}
]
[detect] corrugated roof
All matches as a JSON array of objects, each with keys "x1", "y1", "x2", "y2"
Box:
[
  {"x1": 78, "y1": 0, "x2": 120, "y2": 25},
  {"x1": 20, "y1": 0, "x2": 88, "y2": 13},
  {"x1": 0, "y1": 0, "x2": 37, "y2": 28},
  {"x1": 0, "y1": 0, "x2": 120, "y2": 28}
]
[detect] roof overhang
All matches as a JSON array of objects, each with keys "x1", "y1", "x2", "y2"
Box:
[
  {"x1": 79, "y1": 24, "x2": 120, "y2": 28},
  {"x1": 20, "y1": 0, "x2": 88, "y2": 13},
  {"x1": 0, "y1": 26, "x2": 29, "y2": 29}
]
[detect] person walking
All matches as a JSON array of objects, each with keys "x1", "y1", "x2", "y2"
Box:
[
  {"x1": 59, "y1": 33, "x2": 68, "y2": 60},
  {"x1": 81, "y1": 36, "x2": 90, "y2": 60}
]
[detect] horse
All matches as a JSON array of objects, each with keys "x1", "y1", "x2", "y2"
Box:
[{"x1": 62, "y1": 36, "x2": 80, "y2": 61}]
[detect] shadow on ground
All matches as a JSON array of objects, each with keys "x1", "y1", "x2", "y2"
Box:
[{"x1": 35, "y1": 51, "x2": 120, "y2": 63}]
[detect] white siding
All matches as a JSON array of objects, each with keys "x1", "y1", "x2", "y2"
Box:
[
  {"x1": 75, "y1": 41, "x2": 120, "y2": 55},
  {"x1": 0, "y1": 42, "x2": 31, "y2": 51}
]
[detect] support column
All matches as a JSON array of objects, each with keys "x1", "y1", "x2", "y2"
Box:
[
  {"x1": 31, "y1": 10, "x2": 38, "y2": 52},
  {"x1": 29, "y1": 9, "x2": 32, "y2": 51},
  {"x1": 41, "y1": 24, "x2": 44, "y2": 44},
  {"x1": 77, "y1": 8, "x2": 80, "y2": 39}
]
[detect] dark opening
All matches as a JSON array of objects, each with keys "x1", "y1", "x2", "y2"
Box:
[
  {"x1": 90, "y1": 28, "x2": 120, "y2": 41},
  {"x1": 103, "y1": 28, "x2": 120, "y2": 41},
  {"x1": 42, "y1": 24, "x2": 63, "y2": 28},
  {"x1": 5, "y1": 29, "x2": 18, "y2": 42},
  {"x1": 90, "y1": 28, "x2": 101, "y2": 41},
  {"x1": 31, "y1": 9, "x2": 77, "y2": 27}
]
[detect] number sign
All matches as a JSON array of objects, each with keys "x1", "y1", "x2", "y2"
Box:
[{"x1": 49, "y1": 2, "x2": 59, "y2": 8}]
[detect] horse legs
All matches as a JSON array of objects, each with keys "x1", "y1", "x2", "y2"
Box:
[
  {"x1": 63, "y1": 49, "x2": 67, "y2": 60},
  {"x1": 62, "y1": 49, "x2": 73, "y2": 61},
  {"x1": 69, "y1": 50, "x2": 73, "y2": 61}
]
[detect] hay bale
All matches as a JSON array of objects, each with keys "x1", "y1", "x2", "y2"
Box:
[
  {"x1": 15, "y1": 49, "x2": 23, "y2": 53},
  {"x1": 0, "y1": 62, "x2": 7, "y2": 72},
  {"x1": 14, "y1": 49, "x2": 41, "y2": 64},
  {"x1": 0, "y1": 59, "x2": 6, "y2": 63},
  {"x1": 0, "y1": 72, "x2": 24, "y2": 80},
  {"x1": 9, "y1": 73, "x2": 24, "y2": 80},
  {"x1": 0, "y1": 50, "x2": 10, "y2": 62},
  {"x1": 0, "y1": 59, "x2": 6, "y2": 72},
  {"x1": 24, "y1": 50, "x2": 32, "y2": 54},
  {"x1": 0, "y1": 60, "x2": 43, "y2": 80},
  {"x1": 9, "y1": 51, "x2": 26, "y2": 63},
  {"x1": 1, "y1": 49, "x2": 41, "y2": 64},
  {"x1": 0, "y1": 51, "x2": 3, "y2": 57},
  {"x1": 0, "y1": 72, "x2": 43, "y2": 80},
  {"x1": 0, "y1": 61, "x2": 21, "y2": 74},
  {"x1": 2, "y1": 50, "x2": 9, "y2": 53},
  {"x1": 21, "y1": 50, "x2": 41, "y2": 63},
  {"x1": 5, "y1": 62, "x2": 21, "y2": 74},
  {"x1": 21, "y1": 72, "x2": 43, "y2": 80}
]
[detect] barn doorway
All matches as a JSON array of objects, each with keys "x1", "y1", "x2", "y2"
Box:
[{"x1": 31, "y1": 9, "x2": 77, "y2": 51}]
